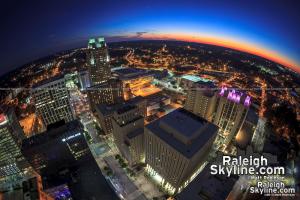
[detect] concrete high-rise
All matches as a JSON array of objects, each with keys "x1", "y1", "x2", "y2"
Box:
[
  {"x1": 32, "y1": 76, "x2": 75, "y2": 127},
  {"x1": 184, "y1": 80, "x2": 217, "y2": 122},
  {"x1": 144, "y1": 108, "x2": 218, "y2": 194},
  {"x1": 95, "y1": 96, "x2": 146, "y2": 135},
  {"x1": 213, "y1": 87, "x2": 251, "y2": 149},
  {"x1": 111, "y1": 104, "x2": 144, "y2": 166},
  {"x1": 87, "y1": 37, "x2": 111, "y2": 86},
  {"x1": 0, "y1": 108, "x2": 29, "y2": 182},
  {"x1": 87, "y1": 78, "x2": 123, "y2": 109}
]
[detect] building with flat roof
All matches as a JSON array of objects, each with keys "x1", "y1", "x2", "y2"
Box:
[
  {"x1": 95, "y1": 96, "x2": 146, "y2": 135},
  {"x1": 180, "y1": 75, "x2": 213, "y2": 90},
  {"x1": 112, "y1": 104, "x2": 144, "y2": 166},
  {"x1": 32, "y1": 75, "x2": 75, "y2": 127},
  {"x1": 184, "y1": 80, "x2": 217, "y2": 122},
  {"x1": 144, "y1": 92, "x2": 171, "y2": 116},
  {"x1": 144, "y1": 108, "x2": 218, "y2": 194},
  {"x1": 87, "y1": 37, "x2": 111, "y2": 85},
  {"x1": 22, "y1": 120, "x2": 90, "y2": 176}
]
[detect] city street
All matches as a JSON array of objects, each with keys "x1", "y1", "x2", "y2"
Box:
[{"x1": 79, "y1": 108, "x2": 164, "y2": 200}]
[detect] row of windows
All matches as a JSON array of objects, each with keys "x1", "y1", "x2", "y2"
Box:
[{"x1": 146, "y1": 132, "x2": 187, "y2": 186}]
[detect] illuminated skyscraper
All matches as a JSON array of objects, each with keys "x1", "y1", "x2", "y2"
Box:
[
  {"x1": 144, "y1": 108, "x2": 218, "y2": 194},
  {"x1": 112, "y1": 104, "x2": 144, "y2": 166},
  {"x1": 0, "y1": 108, "x2": 28, "y2": 182},
  {"x1": 213, "y1": 87, "x2": 250, "y2": 149},
  {"x1": 32, "y1": 76, "x2": 75, "y2": 127},
  {"x1": 87, "y1": 37, "x2": 111, "y2": 85}
]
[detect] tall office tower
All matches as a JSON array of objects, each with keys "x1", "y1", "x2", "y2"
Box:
[
  {"x1": 213, "y1": 87, "x2": 251, "y2": 149},
  {"x1": 111, "y1": 104, "x2": 144, "y2": 166},
  {"x1": 87, "y1": 37, "x2": 111, "y2": 86},
  {"x1": 87, "y1": 78, "x2": 123, "y2": 109},
  {"x1": 184, "y1": 80, "x2": 217, "y2": 121},
  {"x1": 22, "y1": 120, "x2": 90, "y2": 176},
  {"x1": 32, "y1": 76, "x2": 75, "y2": 127},
  {"x1": 0, "y1": 108, "x2": 29, "y2": 182},
  {"x1": 144, "y1": 108, "x2": 218, "y2": 194},
  {"x1": 95, "y1": 96, "x2": 146, "y2": 135}
]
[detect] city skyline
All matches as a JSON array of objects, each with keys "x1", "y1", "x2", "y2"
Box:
[
  {"x1": 1, "y1": 0, "x2": 300, "y2": 75},
  {"x1": 0, "y1": 1, "x2": 299, "y2": 199},
  {"x1": 0, "y1": 36, "x2": 299, "y2": 199}
]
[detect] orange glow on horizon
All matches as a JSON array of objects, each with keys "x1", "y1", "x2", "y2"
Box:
[{"x1": 134, "y1": 32, "x2": 300, "y2": 73}]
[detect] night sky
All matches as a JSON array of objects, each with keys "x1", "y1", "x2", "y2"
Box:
[{"x1": 1, "y1": 0, "x2": 300, "y2": 75}]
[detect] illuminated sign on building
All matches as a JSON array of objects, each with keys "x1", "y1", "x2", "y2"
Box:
[
  {"x1": 62, "y1": 133, "x2": 81, "y2": 142},
  {"x1": 219, "y1": 86, "x2": 251, "y2": 106}
]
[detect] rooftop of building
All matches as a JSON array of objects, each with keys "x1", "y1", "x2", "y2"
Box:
[
  {"x1": 116, "y1": 104, "x2": 137, "y2": 115},
  {"x1": 22, "y1": 120, "x2": 83, "y2": 149},
  {"x1": 126, "y1": 128, "x2": 144, "y2": 139},
  {"x1": 113, "y1": 67, "x2": 154, "y2": 80},
  {"x1": 181, "y1": 75, "x2": 212, "y2": 83},
  {"x1": 42, "y1": 157, "x2": 117, "y2": 199},
  {"x1": 95, "y1": 96, "x2": 145, "y2": 116},
  {"x1": 146, "y1": 108, "x2": 218, "y2": 158},
  {"x1": 86, "y1": 77, "x2": 120, "y2": 89},
  {"x1": 144, "y1": 92, "x2": 170, "y2": 104}
]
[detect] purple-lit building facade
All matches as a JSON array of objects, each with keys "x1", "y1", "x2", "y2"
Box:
[{"x1": 213, "y1": 86, "x2": 251, "y2": 149}]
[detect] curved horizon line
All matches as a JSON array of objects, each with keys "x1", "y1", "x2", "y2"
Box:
[{"x1": 122, "y1": 32, "x2": 300, "y2": 73}]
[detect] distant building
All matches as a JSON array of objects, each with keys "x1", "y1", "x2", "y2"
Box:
[
  {"x1": 0, "y1": 108, "x2": 29, "y2": 182},
  {"x1": 21, "y1": 120, "x2": 90, "y2": 176},
  {"x1": 144, "y1": 92, "x2": 171, "y2": 116},
  {"x1": 87, "y1": 78, "x2": 123, "y2": 109},
  {"x1": 144, "y1": 108, "x2": 218, "y2": 194},
  {"x1": 180, "y1": 75, "x2": 212, "y2": 90},
  {"x1": 32, "y1": 76, "x2": 75, "y2": 127},
  {"x1": 112, "y1": 104, "x2": 144, "y2": 166},
  {"x1": 78, "y1": 70, "x2": 91, "y2": 90},
  {"x1": 95, "y1": 96, "x2": 146, "y2": 135},
  {"x1": 213, "y1": 87, "x2": 250, "y2": 149},
  {"x1": 184, "y1": 79, "x2": 217, "y2": 121},
  {"x1": 113, "y1": 67, "x2": 156, "y2": 100},
  {"x1": 87, "y1": 37, "x2": 111, "y2": 86}
]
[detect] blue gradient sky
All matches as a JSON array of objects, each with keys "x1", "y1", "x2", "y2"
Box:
[{"x1": 1, "y1": 0, "x2": 300, "y2": 74}]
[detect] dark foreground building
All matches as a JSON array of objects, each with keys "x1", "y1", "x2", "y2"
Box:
[
  {"x1": 21, "y1": 120, "x2": 118, "y2": 199},
  {"x1": 22, "y1": 120, "x2": 90, "y2": 176}
]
